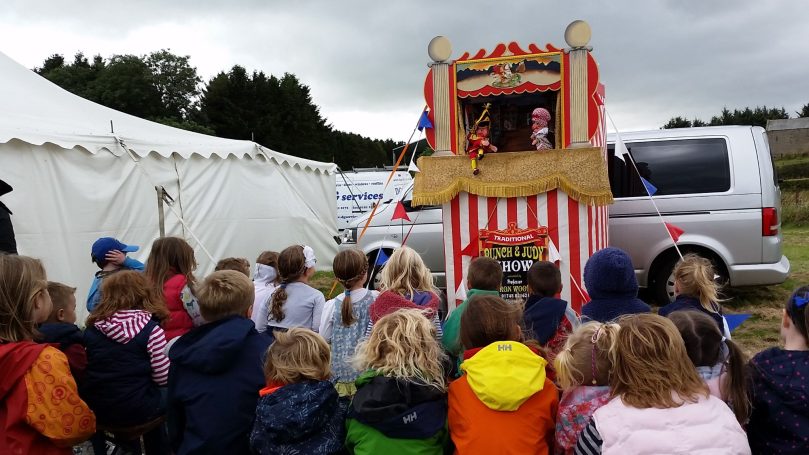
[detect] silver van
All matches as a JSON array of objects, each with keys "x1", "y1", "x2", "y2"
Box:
[{"x1": 339, "y1": 125, "x2": 790, "y2": 303}]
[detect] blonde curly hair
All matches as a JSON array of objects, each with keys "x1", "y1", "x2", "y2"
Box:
[
  {"x1": 379, "y1": 246, "x2": 436, "y2": 298},
  {"x1": 353, "y1": 309, "x2": 447, "y2": 390}
]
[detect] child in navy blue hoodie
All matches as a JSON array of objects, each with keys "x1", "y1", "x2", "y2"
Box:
[
  {"x1": 747, "y1": 286, "x2": 809, "y2": 454},
  {"x1": 38, "y1": 281, "x2": 87, "y2": 382},
  {"x1": 250, "y1": 328, "x2": 346, "y2": 454},
  {"x1": 167, "y1": 270, "x2": 272, "y2": 455},
  {"x1": 523, "y1": 261, "x2": 579, "y2": 363}
]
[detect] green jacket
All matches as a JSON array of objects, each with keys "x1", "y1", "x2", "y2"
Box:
[
  {"x1": 345, "y1": 371, "x2": 450, "y2": 455},
  {"x1": 440, "y1": 289, "x2": 501, "y2": 357}
]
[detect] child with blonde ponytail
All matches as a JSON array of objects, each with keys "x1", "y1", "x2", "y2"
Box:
[
  {"x1": 267, "y1": 245, "x2": 325, "y2": 333},
  {"x1": 319, "y1": 248, "x2": 377, "y2": 396},
  {"x1": 659, "y1": 253, "x2": 729, "y2": 336},
  {"x1": 553, "y1": 322, "x2": 619, "y2": 455}
]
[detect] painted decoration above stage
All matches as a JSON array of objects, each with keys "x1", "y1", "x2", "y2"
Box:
[{"x1": 455, "y1": 48, "x2": 562, "y2": 98}]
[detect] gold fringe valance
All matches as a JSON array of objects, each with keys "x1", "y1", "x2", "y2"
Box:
[{"x1": 413, "y1": 148, "x2": 613, "y2": 206}]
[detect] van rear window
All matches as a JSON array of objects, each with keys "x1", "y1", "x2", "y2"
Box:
[{"x1": 608, "y1": 138, "x2": 731, "y2": 197}]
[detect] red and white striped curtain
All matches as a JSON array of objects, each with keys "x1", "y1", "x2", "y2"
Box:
[{"x1": 443, "y1": 190, "x2": 608, "y2": 313}]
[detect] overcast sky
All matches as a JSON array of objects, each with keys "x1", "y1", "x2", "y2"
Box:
[{"x1": 1, "y1": 0, "x2": 808, "y2": 141}]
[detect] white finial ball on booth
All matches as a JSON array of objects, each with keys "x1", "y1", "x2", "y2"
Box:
[
  {"x1": 564, "y1": 20, "x2": 592, "y2": 48},
  {"x1": 428, "y1": 36, "x2": 452, "y2": 63}
]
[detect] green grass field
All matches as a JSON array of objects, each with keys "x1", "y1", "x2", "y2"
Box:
[{"x1": 722, "y1": 226, "x2": 808, "y2": 355}]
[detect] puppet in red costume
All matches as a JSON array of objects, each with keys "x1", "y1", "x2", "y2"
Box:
[{"x1": 466, "y1": 117, "x2": 498, "y2": 175}]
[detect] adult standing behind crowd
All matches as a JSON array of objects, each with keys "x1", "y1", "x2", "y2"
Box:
[{"x1": 0, "y1": 179, "x2": 16, "y2": 254}]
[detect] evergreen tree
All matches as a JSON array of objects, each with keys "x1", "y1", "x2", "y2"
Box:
[
  {"x1": 36, "y1": 51, "x2": 404, "y2": 167},
  {"x1": 664, "y1": 105, "x2": 789, "y2": 129}
]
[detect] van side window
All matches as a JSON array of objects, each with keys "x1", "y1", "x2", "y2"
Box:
[{"x1": 607, "y1": 138, "x2": 731, "y2": 198}]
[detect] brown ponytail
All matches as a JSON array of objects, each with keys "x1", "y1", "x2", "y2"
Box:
[
  {"x1": 786, "y1": 286, "x2": 809, "y2": 344},
  {"x1": 270, "y1": 246, "x2": 307, "y2": 323},
  {"x1": 721, "y1": 338, "x2": 751, "y2": 423},
  {"x1": 332, "y1": 249, "x2": 369, "y2": 326},
  {"x1": 669, "y1": 310, "x2": 749, "y2": 423}
]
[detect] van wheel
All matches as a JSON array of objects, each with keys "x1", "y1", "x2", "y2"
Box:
[
  {"x1": 366, "y1": 250, "x2": 391, "y2": 290},
  {"x1": 651, "y1": 255, "x2": 679, "y2": 305}
]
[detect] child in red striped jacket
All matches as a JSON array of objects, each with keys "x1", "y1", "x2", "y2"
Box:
[{"x1": 82, "y1": 270, "x2": 171, "y2": 453}]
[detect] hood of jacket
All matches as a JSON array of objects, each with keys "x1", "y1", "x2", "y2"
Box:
[
  {"x1": 524, "y1": 295, "x2": 568, "y2": 344},
  {"x1": 370, "y1": 290, "x2": 439, "y2": 323},
  {"x1": 461, "y1": 340, "x2": 547, "y2": 411},
  {"x1": 38, "y1": 322, "x2": 84, "y2": 347},
  {"x1": 93, "y1": 310, "x2": 153, "y2": 343},
  {"x1": 169, "y1": 316, "x2": 256, "y2": 374},
  {"x1": 350, "y1": 370, "x2": 447, "y2": 439},
  {"x1": 0, "y1": 341, "x2": 46, "y2": 400},
  {"x1": 254, "y1": 264, "x2": 277, "y2": 286},
  {"x1": 581, "y1": 296, "x2": 651, "y2": 323},
  {"x1": 253, "y1": 380, "x2": 342, "y2": 442},
  {"x1": 583, "y1": 247, "x2": 638, "y2": 299},
  {"x1": 752, "y1": 347, "x2": 809, "y2": 415}
]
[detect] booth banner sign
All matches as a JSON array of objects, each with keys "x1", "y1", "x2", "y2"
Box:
[{"x1": 479, "y1": 223, "x2": 549, "y2": 301}]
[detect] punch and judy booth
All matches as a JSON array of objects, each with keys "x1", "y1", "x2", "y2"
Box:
[{"x1": 413, "y1": 21, "x2": 612, "y2": 311}]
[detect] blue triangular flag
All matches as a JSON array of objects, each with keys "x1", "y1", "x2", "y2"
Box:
[
  {"x1": 725, "y1": 314, "x2": 751, "y2": 332},
  {"x1": 417, "y1": 110, "x2": 433, "y2": 131},
  {"x1": 375, "y1": 249, "x2": 390, "y2": 266},
  {"x1": 640, "y1": 176, "x2": 657, "y2": 196}
]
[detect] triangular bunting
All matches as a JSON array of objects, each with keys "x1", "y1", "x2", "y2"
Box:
[
  {"x1": 547, "y1": 241, "x2": 561, "y2": 263},
  {"x1": 375, "y1": 249, "x2": 390, "y2": 266},
  {"x1": 459, "y1": 241, "x2": 479, "y2": 257},
  {"x1": 456, "y1": 280, "x2": 468, "y2": 301},
  {"x1": 665, "y1": 222, "x2": 684, "y2": 243},
  {"x1": 613, "y1": 135, "x2": 629, "y2": 163},
  {"x1": 724, "y1": 314, "x2": 751, "y2": 332},
  {"x1": 641, "y1": 176, "x2": 657, "y2": 196},
  {"x1": 407, "y1": 160, "x2": 421, "y2": 173},
  {"x1": 391, "y1": 201, "x2": 411, "y2": 222},
  {"x1": 417, "y1": 109, "x2": 433, "y2": 131}
]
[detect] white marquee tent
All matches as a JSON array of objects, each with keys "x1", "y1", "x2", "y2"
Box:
[{"x1": 0, "y1": 51, "x2": 338, "y2": 321}]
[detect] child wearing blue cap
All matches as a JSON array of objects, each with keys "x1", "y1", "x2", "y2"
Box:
[{"x1": 86, "y1": 237, "x2": 144, "y2": 311}]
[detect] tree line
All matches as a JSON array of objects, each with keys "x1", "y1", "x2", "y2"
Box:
[
  {"x1": 663, "y1": 104, "x2": 809, "y2": 129},
  {"x1": 34, "y1": 50, "x2": 404, "y2": 169}
]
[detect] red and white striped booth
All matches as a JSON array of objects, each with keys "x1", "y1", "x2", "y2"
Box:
[{"x1": 413, "y1": 23, "x2": 612, "y2": 312}]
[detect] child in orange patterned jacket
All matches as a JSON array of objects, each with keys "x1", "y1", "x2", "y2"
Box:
[
  {"x1": 448, "y1": 294, "x2": 558, "y2": 455},
  {"x1": 0, "y1": 254, "x2": 95, "y2": 454}
]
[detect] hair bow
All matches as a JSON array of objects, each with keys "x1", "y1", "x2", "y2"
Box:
[{"x1": 794, "y1": 294, "x2": 809, "y2": 308}]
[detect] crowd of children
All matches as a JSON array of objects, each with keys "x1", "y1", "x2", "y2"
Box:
[{"x1": 1, "y1": 237, "x2": 808, "y2": 454}]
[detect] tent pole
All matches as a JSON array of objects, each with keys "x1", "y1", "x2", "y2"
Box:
[{"x1": 156, "y1": 186, "x2": 165, "y2": 238}]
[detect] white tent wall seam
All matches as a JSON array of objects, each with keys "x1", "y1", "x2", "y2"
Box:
[{"x1": 117, "y1": 136, "x2": 216, "y2": 262}]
